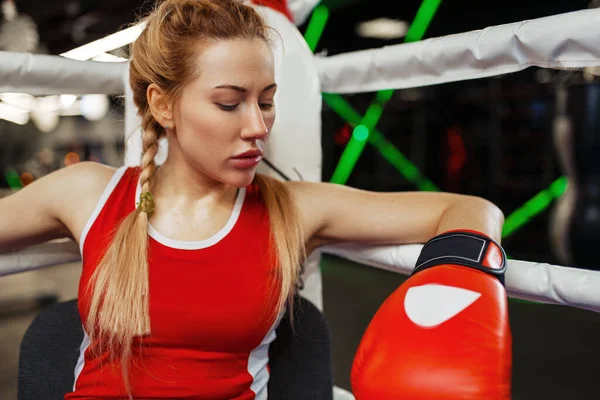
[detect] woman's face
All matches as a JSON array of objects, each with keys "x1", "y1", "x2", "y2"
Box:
[{"x1": 170, "y1": 38, "x2": 276, "y2": 188}]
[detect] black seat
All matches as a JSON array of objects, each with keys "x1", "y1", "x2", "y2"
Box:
[{"x1": 18, "y1": 296, "x2": 333, "y2": 400}]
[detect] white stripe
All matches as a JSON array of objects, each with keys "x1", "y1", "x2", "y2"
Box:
[
  {"x1": 78, "y1": 165, "x2": 128, "y2": 255},
  {"x1": 72, "y1": 326, "x2": 91, "y2": 391},
  {"x1": 404, "y1": 284, "x2": 481, "y2": 327},
  {"x1": 248, "y1": 312, "x2": 284, "y2": 399}
]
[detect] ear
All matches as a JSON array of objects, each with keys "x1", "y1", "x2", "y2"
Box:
[{"x1": 147, "y1": 83, "x2": 174, "y2": 128}]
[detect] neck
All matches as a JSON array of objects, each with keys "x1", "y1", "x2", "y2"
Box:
[{"x1": 152, "y1": 157, "x2": 235, "y2": 204}]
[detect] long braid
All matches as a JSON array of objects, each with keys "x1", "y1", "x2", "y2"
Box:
[
  {"x1": 86, "y1": 121, "x2": 163, "y2": 396},
  {"x1": 140, "y1": 123, "x2": 162, "y2": 194}
]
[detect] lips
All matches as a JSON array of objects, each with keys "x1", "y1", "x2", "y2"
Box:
[
  {"x1": 232, "y1": 149, "x2": 263, "y2": 159},
  {"x1": 229, "y1": 149, "x2": 263, "y2": 169}
]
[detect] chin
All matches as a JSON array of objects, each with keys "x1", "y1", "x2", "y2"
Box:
[{"x1": 222, "y1": 169, "x2": 257, "y2": 188}]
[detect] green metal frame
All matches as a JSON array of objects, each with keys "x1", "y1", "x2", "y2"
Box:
[
  {"x1": 302, "y1": 1, "x2": 566, "y2": 240},
  {"x1": 326, "y1": 0, "x2": 442, "y2": 186}
]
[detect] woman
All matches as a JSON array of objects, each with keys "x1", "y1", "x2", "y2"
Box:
[{"x1": 0, "y1": 0, "x2": 504, "y2": 398}]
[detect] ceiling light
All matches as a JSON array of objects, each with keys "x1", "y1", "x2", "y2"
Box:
[
  {"x1": 0, "y1": 93, "x2": 35, "y2": 111},
  {"x1": 80, "y1": 94, "x2": 109, "y2": 121},
  {"x1": 92, "y1": 53, "x2": 128, "y2": 62},
  {"x1": 356, "y1": 18, "x2": 408, "y2": 40},
  {"x1": 59, "y1": 94, "x2": 77, "y2": 109},
  {"x1": 60, "y1": 23, "x2": 145, "y2": 61},
  {"x1": 31, "y1": 96, "x2": 60, "y2": 132},
  {"x1": 0, "y1": 102, "x2": 29, "y2": 125}
]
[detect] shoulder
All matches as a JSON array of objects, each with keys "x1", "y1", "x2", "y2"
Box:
[
  {"x1": 283, "y1": 180, "x2": 336, "y2": 243},
  {"x1": 252, "y1": 176, "x2": 330, "y2": 206},
  {"x1": 56, "y1": 161, "x2": 119, "y2": 193},
  {"x1": 50, "y1": 162, "x2": 124, "y2": 238},
  {"x1": 66, "y1": 161, "x2": 117, "y2": 178},
  {"x1": 255, "y1": 176, "x2": 356, "y2": 217},
  {"x1": 284, "y1": 180, "x2": 355, "y2": 206},
  {"x1": 24, "y1": 161, "x2": 119, "y2": 203},
  {"x1": 284, "y1": 180, "x2": 380, "y2": 247},
  {"x1": 284, "y1": 180, "x2": 317, "y2": 204},
  {"x1": 284, "y1": 179, "x2": 357, "y2": 217}
]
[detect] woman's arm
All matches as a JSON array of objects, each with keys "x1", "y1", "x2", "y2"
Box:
[
  {"x1": 287, "y1": 181, "x2": 504, "y2": 250},
  {"x1": 0, "y1": 162, "x2": 115, "y2": 252}
]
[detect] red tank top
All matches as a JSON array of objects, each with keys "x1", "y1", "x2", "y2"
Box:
[{"x1": 65, "y1": 166, "x2": 282, "y2": 399}]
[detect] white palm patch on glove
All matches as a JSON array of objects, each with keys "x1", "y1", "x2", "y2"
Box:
[{"x1": 404, "y1": 284, "x2": 481, "y2": 327}]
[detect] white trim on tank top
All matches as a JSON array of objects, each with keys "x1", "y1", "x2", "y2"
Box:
[
  {"x1": 135, "y1": 172, "x2": 246, "y2": 250},
  {"x1": 72, "y1": 327, "x2": 91, "y2": 392},
  {"x1": 78, "y1": 165, "x2": 128, "y2": 255},
  {"x1": 248, "y1": 311, "x2": 284, "y2": 399}
]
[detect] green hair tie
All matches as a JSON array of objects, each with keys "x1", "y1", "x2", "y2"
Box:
[{"x1": 138, "y1": 192, "x2": 155, "y2": 215}]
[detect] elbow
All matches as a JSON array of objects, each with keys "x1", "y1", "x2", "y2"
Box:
[
  {"x1": 469, "y1": 196, "x2": 505, "y2": 241},
  {"x1": 480, "y1": 197, "x2": 504, "y2": 227},
  {"x1": 445, "y1": 195, "x2": 504, "y2": 242},
  {"x1": 492, "y1": 201, "x2": 506, "y2": 242}
]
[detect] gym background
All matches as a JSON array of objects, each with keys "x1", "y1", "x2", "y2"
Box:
[{"x1": 1, "y1": 0, "x2": 599, "y2": 399}]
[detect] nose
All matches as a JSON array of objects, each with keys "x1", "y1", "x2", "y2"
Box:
[{"x1": 240, "y1": 104, "x2": 269, "y2": 141}]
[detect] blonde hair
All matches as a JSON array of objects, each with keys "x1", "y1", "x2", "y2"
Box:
[{"x1": 85, "y1": 0, "x2": 304, "y2": 394}]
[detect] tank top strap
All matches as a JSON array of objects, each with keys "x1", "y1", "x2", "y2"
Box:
[{"x1": 80, "y1": 166, "x2": 139, "y2": 262}]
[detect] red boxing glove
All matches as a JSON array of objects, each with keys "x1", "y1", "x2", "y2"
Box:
[{"x1": 351, "y1": 230, "x2": 512, "y2": 400}]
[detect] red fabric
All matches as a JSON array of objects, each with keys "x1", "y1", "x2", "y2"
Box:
[
  {"x1": 250, "y1": 0, "x2": 294, "y2": 22},
  {"x1": 65, "y1": 167, "x2": 280, "y2": 399}
]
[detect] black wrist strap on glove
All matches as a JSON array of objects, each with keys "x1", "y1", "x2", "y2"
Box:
[{"x1": 412, "y1": 230, "x2": 507, "y2": 285}]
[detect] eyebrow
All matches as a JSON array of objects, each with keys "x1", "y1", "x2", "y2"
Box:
[{"x1": 213, "y1": 83, "x2": 277, "y2": 93}]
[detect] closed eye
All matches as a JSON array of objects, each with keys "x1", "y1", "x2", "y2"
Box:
[
  {"x1": 217, "y1": 103, "x2": 273, "y2": 112},
  {"x1": 217, "y1": 103, "x2": 239, "y2": 111}
]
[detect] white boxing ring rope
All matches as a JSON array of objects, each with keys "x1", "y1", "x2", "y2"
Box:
[
  {"x1": 3, "y1": 239, "x2": 600, "y2": 313},
  {"x1": 0, "y1": 52, "x2": 125, "y2": 95},
  {"x1": 316, "y1": 8, "x2": 600, "y2": 94},
  {"x1": 2, "y1": 7, "x2": 600, "y2": 316},
  {"x1": 321, "y1": 243, "x2": 600, "y2": 313}
]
